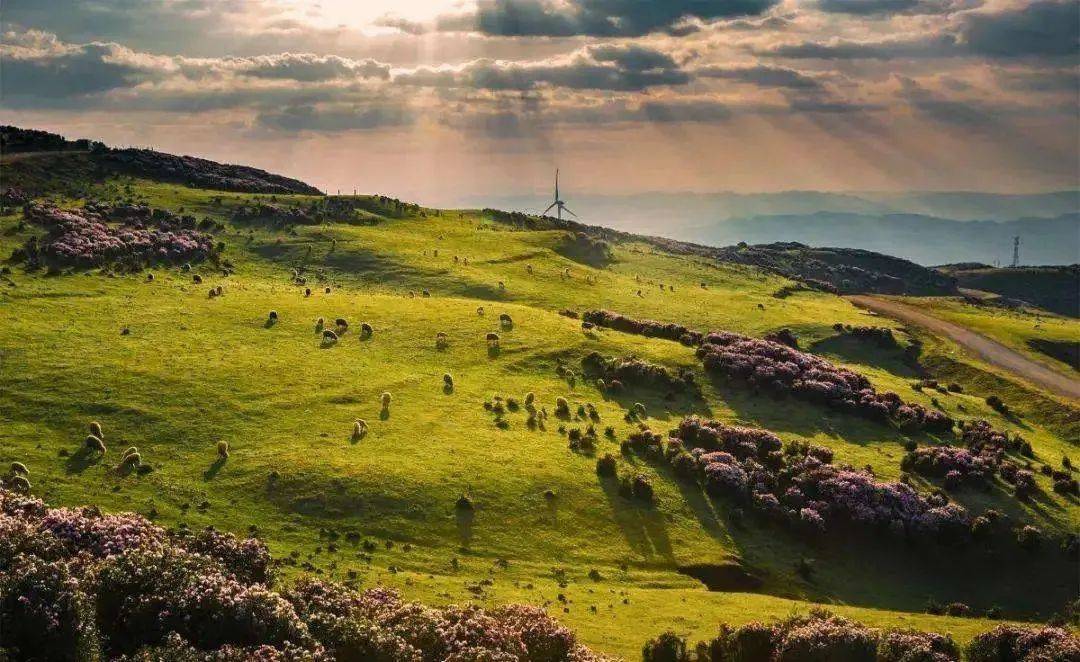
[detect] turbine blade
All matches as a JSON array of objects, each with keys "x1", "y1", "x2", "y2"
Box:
[
  {"x1": 562, "y1": 206, "x2": 579, "y2": 218},
  {"x1": 543, "y1": 202, "x2": 558, "y2": 214}
]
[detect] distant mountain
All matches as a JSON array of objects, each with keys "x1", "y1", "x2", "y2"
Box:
[{"x1": 685, "y1": 213, "x2": 1080, "y2": 267}]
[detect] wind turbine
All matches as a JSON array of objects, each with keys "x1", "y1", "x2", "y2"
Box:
[{"x1": 543, "y1": 169, "x2": 577, "y2": 221}]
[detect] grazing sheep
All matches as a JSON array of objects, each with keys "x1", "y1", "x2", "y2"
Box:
[
  {"x1": 146, "y1": 273, "x2": 154, "y2": 282},
  {"x1": 208, "y1": 288, "x2": 218, "y2": 298},
  {"x1": 381, "y1": 392, "x2": 392, "y2": 408},
  {"x1": 456, "y1": 494, "x2": 474, "y2": 511},
  {"x1": 555, "y1": 397, "x2": 570, "y2": 416},
  {"x1": 268, "y1": 311, "x2": 279, "y2": 322},
  {"x1": 305, "y1": 288, "x2": 312, "y2": 297},
  {"x1": 8, "y1": 475, "x2": 30, "y2": 493},
  {"x1": 582, "y1": 321, "x2": 595, "y2": 331},
  {"x1": 486, "y1": 332, "x2": 500, "y2": 347},
  {"x1": 89, "y1": 421, "x2": 103, "y2": 438},
  {"x1": 181, "y1": 263, "x2": 191, "y2": 272},
  {"x1": 463, "y1": 257, "x2": 469, "y2": 265},
  {"x1": 525, "y1": 392, "x2": 535, "y2": 407},
  {"x1": 436, "y1": 332, "x2": 449, "y2": 348},
  {"x1": 499, "y1": 313, "x2": 513, "y2": 327},
  {"x1": 217, "y1": 441, "x2": 229, "y2": 458},
  {"x1": 526, "y1": 265, "x2": 533, "y2": 274},
  {"x1": 498, "y1": 281, "x2": 506, "y2": 290},
  {"x1": 10, "y1": 461, "x2": 29, "y2": 476},
  {"x1": 433, "y1": 249, "x2": 439, "y2": 257},
  {"x1": 477, "y1": 306, "x2": 485, "y2": 316},
  {"x1": 325, "y1": 287, "x2": 331, "y2": 293},
  {"x1": 122, "y1": 447, "x2": 139, "y2": 459},
  {"x1": 633, "y1": 402, "x2": 647, "y2": 418},
  {"x1": 353, "y1": 419, "x2": 368, "y2": 440},
  {"x1": 335, "y1": 318, "x2": 349, "y2": 330},
  {"x1": 120, "y1": 452, "x2": 141, "y2": 469},
  {"x1": 409, "y1": 291, "x2": 415, "y2": 298},
  {"x1": 322, "y1": 329, "x2": 339, "y2": 343},
  {"x1": 443, "y1": 373, "x2": 454, "y2": 388},
  {"x1": 315, "y1": 317, "x2": 325, "y2": 332},
  {"x1": 562, "y1": 268, "x2": 570, "y2": 278},
  {"x1": 422, "y1": 290, "x2": 431, "y2": 297},
  {"x1": 214, "y1": 286, "x2": 223, "y2": 296},
  {"x1": 454, "y1": 255, "x2": 459, "y2": 263},
  {"x1": 360, "y1": 322, "x2": 373, "y2": 337},
  {"x1": 193, "y1": 274, "x2": 202, "y2": 284}
]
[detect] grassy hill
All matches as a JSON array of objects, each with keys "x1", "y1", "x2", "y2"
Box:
[
  {"x1": 1, "y1": 150, "x2": 1078, "y2": 659},
  {"x1": 937, "y1": 265, "x2": 1080, "y2": 318}
]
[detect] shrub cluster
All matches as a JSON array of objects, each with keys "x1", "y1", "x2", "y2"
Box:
[
  {"x1": 696, "y1": 331, "x2": 953, "y2": 434},
  {"x1": 902, "y1": 446, "x2": 997, "y2": 489},
  {"x1": 0, "y1": 487, "x2": 602, "y2": 661},
  {"x1": 581, "y1": 310, "x2": 703, "y2": 346},
  {"x1": 582, "y1": 352, "x2": 693, "y2": 392},
  {"x1": 832, "y1": 324, "x2": 900, "y2": 348},
  {"x1": 650, "y1": 417, "x2": 976, "y2": 544},
  {"x1": 21, "y1": 203, "x2": 214, "y2": 269}
]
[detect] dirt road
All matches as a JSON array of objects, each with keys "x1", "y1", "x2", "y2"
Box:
[{"x1": 847, "y1": 295, "x2": 1080, "y2": 401}]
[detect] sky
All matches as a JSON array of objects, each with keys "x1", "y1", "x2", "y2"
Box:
[{"x1": 1, "y1": 0, "x2": 1078, "y2": 204}]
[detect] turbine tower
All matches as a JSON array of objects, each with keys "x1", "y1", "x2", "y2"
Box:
[
  {"x1": 1011, "y1": 236, "x2": 1021, "y2": 268},
  {"x1": 543, "y1": 169, "x2": 577, "y2": 221}
]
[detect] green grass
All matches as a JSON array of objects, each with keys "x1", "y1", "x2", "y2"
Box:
[{"x1": 2, "y1": 169, "x2": 1077, "y2": 659}]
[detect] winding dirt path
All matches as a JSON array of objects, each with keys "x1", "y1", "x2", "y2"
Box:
[{"x1": 847, "y1": 295, "x2": 1080, "y2": 402}]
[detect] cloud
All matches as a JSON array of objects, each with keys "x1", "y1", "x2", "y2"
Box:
[
  {"x1": 256, "y1": 103, "x2": 415, "y2": 133},
  {"x1": 761, "y1": 1, "x2": 1079, "y2": 60},
  {"x1": 961, "y1": 0, "x2": 1079, "y2": 57},
  {"x1": 227, "y1": 54, "x2": 390, "y2": 82},
  {"x1": 394, "y1": 44, "x2": 690, "y2": 91},
  {"x1": 697, "y1": 65, "x2": 823, "y2": 89},
  {"x1": 816, "y1": 0, "x2": 981, "y2": 16},
  {"x1": 433, "y1": 0, "x2": 781, "y2": 37}
]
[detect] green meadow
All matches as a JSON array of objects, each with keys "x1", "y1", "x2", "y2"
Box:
[{"x1": 1, "y1": 171, "x2": 1077, "y2": 659}]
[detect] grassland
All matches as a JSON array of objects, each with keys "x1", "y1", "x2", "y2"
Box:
[{"x1": 1, "y1": 166, "x2": 1077, "y2": 658}]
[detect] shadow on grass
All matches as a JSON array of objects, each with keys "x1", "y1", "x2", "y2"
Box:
[
  {"x1": 598, "y1": 475, "x2": 674, "y2": 562},
  {"x1": 64, "y1": 447, "x2": 102, "y2": 474},
  {"x1": 456, "y1": 508, "x2": 475, "y2": 549},
  {"x1": 203, "y1": 457, "x2": 226, "y2": 481},
  {"x1": 811, "y1": 335, "x2": 919, "y2": 379}
]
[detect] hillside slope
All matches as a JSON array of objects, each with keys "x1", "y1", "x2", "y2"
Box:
[{"x1": 1, "y1": 141, "x2": 1077, "y2": 659}]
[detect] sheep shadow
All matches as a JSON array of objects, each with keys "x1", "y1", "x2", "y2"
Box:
[
  {"x1": 379, "y1": 406, "x2": 390, "y2": 421},
  {"x1": 264, "y1": 319, "x2": 277, "y2": 329},
  {"x1": 443, "y1": 384, "x2": 454, "y2": 395},
  {"x1": 203, "y1": 457, "x2": 227, "y2": 481},
  {"x1": 487, "y1": 345, "x2": 501, "y2": 358},
  {"x1": 64, "y1": 447, "x2": 102, "y2": 474}
]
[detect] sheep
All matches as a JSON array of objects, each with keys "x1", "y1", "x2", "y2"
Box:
[
  {"x1": 335, "y1": 318, "x2": 349, "y2": 331},
  {"x1": 193, "y1": 274, "x2": 202, "y2": 284},
  {"x1": 268, "y1": 311, "x2": 279, "y2": 322},
  {"x1": 499, "y1": 313, "x2": 513, "y2": 327},
  {"x1": 322, "y1": 329, "x2": 339, "y2": 343},
  {"x1": 217, "y1": 441, "x2": 229, "y2": 459},
  {"x1": 422, "y1": 290, "x2": 431, "y2": 297},
  {"x1": 443, "y1": 373, "x2": 454, "y2": 389},
  {"x1": 325, "y1": 287, "x2": 331, "y2": 294},
  {"x1": 122, "y1": 446, "x2": 139, "y2": 459},
  {"x1": 633, "y1": 402, "x2": 647, "y2": 418},
  {"x1": 181, "y1": 263, "x2": 191, "y2": 273},
  {"x1": 353, "y1": 419, "x2": 368, "y2": 440},
  {"x1": 454, "y1": 255, "x2": 460, "y2": 263},
  {"x1": 360, "y1": 322, "x2": 373, "y2": 337},
  {"x1": 10, "y1": 461, "x2": 29, "y2": 476},
  {"x1": 436, "y1": 332, "x2": 449, "y2": 349},
  {"x1": 8, "y1": 475, "x2": 30, "y2": 493},
  {"x1": 146, "y1": 273, "x2": 154, "y2": 282},
  {"x1": 89, "y1": 421, "x2": 103, "y2": 438},
  {"x1": 305, "y1": 288, "x2": 312, "y2": 297},
  {"x1": 486, "y1": 332, "x2": 500, "y2": 347},
  {"x1": 214, "y1": 286, "x2": 223, "y2": 296},
  {"x1": 526, "y1": 264, "x2": 533, "y2": 274},
  {"x1": 498, "y1": 281, "x2": 506, "y2": 290},
  {"x1": 477, "y1": 306, "x2": 485, "y2": 316},
  {"x1": 555, "y1": 397, "x2": 570, "y2": 416},
  {"x1": 409, "y1": 291, "x2": 416, "y2": 298},
  {"x1": 433, "y1": 249, "x2": 439, "y2": 257},
  {"x1": 381, "y1": 392, "x2": 393, "y2": 409},
  {"x1": 315, "y1": 317, "x2": 325, "y2": 332},
  {"x1": 120, "y1": 452, "x2": 141, "y2": 469},
  {"x1": 525, "y1": 392, "x2": 536, "y2": 408},
  {"x1": 208, "y1": 288, "x2": 218, "y2": 298},
  {"x1": 582, "y1": 321, "x2": 595, "y2": 331}
]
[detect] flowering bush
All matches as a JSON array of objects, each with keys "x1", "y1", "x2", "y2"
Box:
[
  {"x1": 581, "y1": 310, "x2": 702, "y2": 346},
  {"x1": 696, "y1": 331, "x2": 952, "y2": 434},
  {"x1": 0, "y1": 487, "x2": 604, "y2": 661},
  {"x1": 877, "y1": 629, "x2": 959, "y2": 662},
  {"x1": 902, "y1": 446, "x2": 996, "y2": 487},
  {"x1": 24, "y1": 203, "x2": 214, "y2": 268},
  {"x1": 581, "y1": 352, "x2": 692, "y2": 392},
  {"x1": 966, "y1": 624, "x2": 1080, "y2": 661}
]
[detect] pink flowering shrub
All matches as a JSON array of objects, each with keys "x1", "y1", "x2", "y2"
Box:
[
  {"x1": 902, "y1": 446, "x2": 996, "y2": 487},
  {"x1": 696, "y1": 332, "x2": 953, "y2": 434},
  {"x1": 23, "y1": 203, "x2": 214, "y2": 269},
  {"x1": 966, "y1": 624, "x2": 1080, "y2": 661},
  {"x1": 581, "y1": 310, "x2": 703, "y2": 346},
  {"x1": 0, "y1": 487, "x2": 604, "y2": 661}
]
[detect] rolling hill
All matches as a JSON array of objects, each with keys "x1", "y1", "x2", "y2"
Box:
[{"x1": 1, "y1": 129, "x2": 1078, "y2": 660}]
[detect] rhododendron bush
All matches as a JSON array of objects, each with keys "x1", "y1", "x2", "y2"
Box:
[
  {"x1": 696, "y1": 331, "x2": 953, "y2": 434},
  {"x1": 581, "y1": 310, "x2": 703, "y2": 346},
  {"x1": 663, "y1": 416, "x2": 974, "y2": 543},
  {"x1": 0, "y1": 487, "x2": 602, "y2": 661},
  {"x1": 21, "y1": 203, "x2": 215, "y2": 268}
]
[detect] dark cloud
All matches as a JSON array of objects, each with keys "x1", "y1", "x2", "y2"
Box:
[
  {"x1": 962, "y1": 1, "x2": 1079, "y2": 57},
  {"x1": 995, "y1": 67, "x2": 1080, "y2": 93},
  {"x1": 896, "y1": 77, "x2": 996, "y2": 128},
  {"x1": 233, "y1": 54, "x2": 390, "y2": 82},
  {"x1": 436, "y1": 0, "x2": 780, "y2": 37},
  {"x1": 256, "y1": 103, "x2": 414, "y2": 133},
  {"x1": 763, "y1": 1, "x2": 1079, "y2": 60},
  {"x1": 817, "y1": 0, "x2": 980, "y2": 16},
  {"x1": 697, "y1": 65, "x2": 822, "y2": 89},
  {"x1": 395, "y1": 45, "x2": 690, "y2": 91}
]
